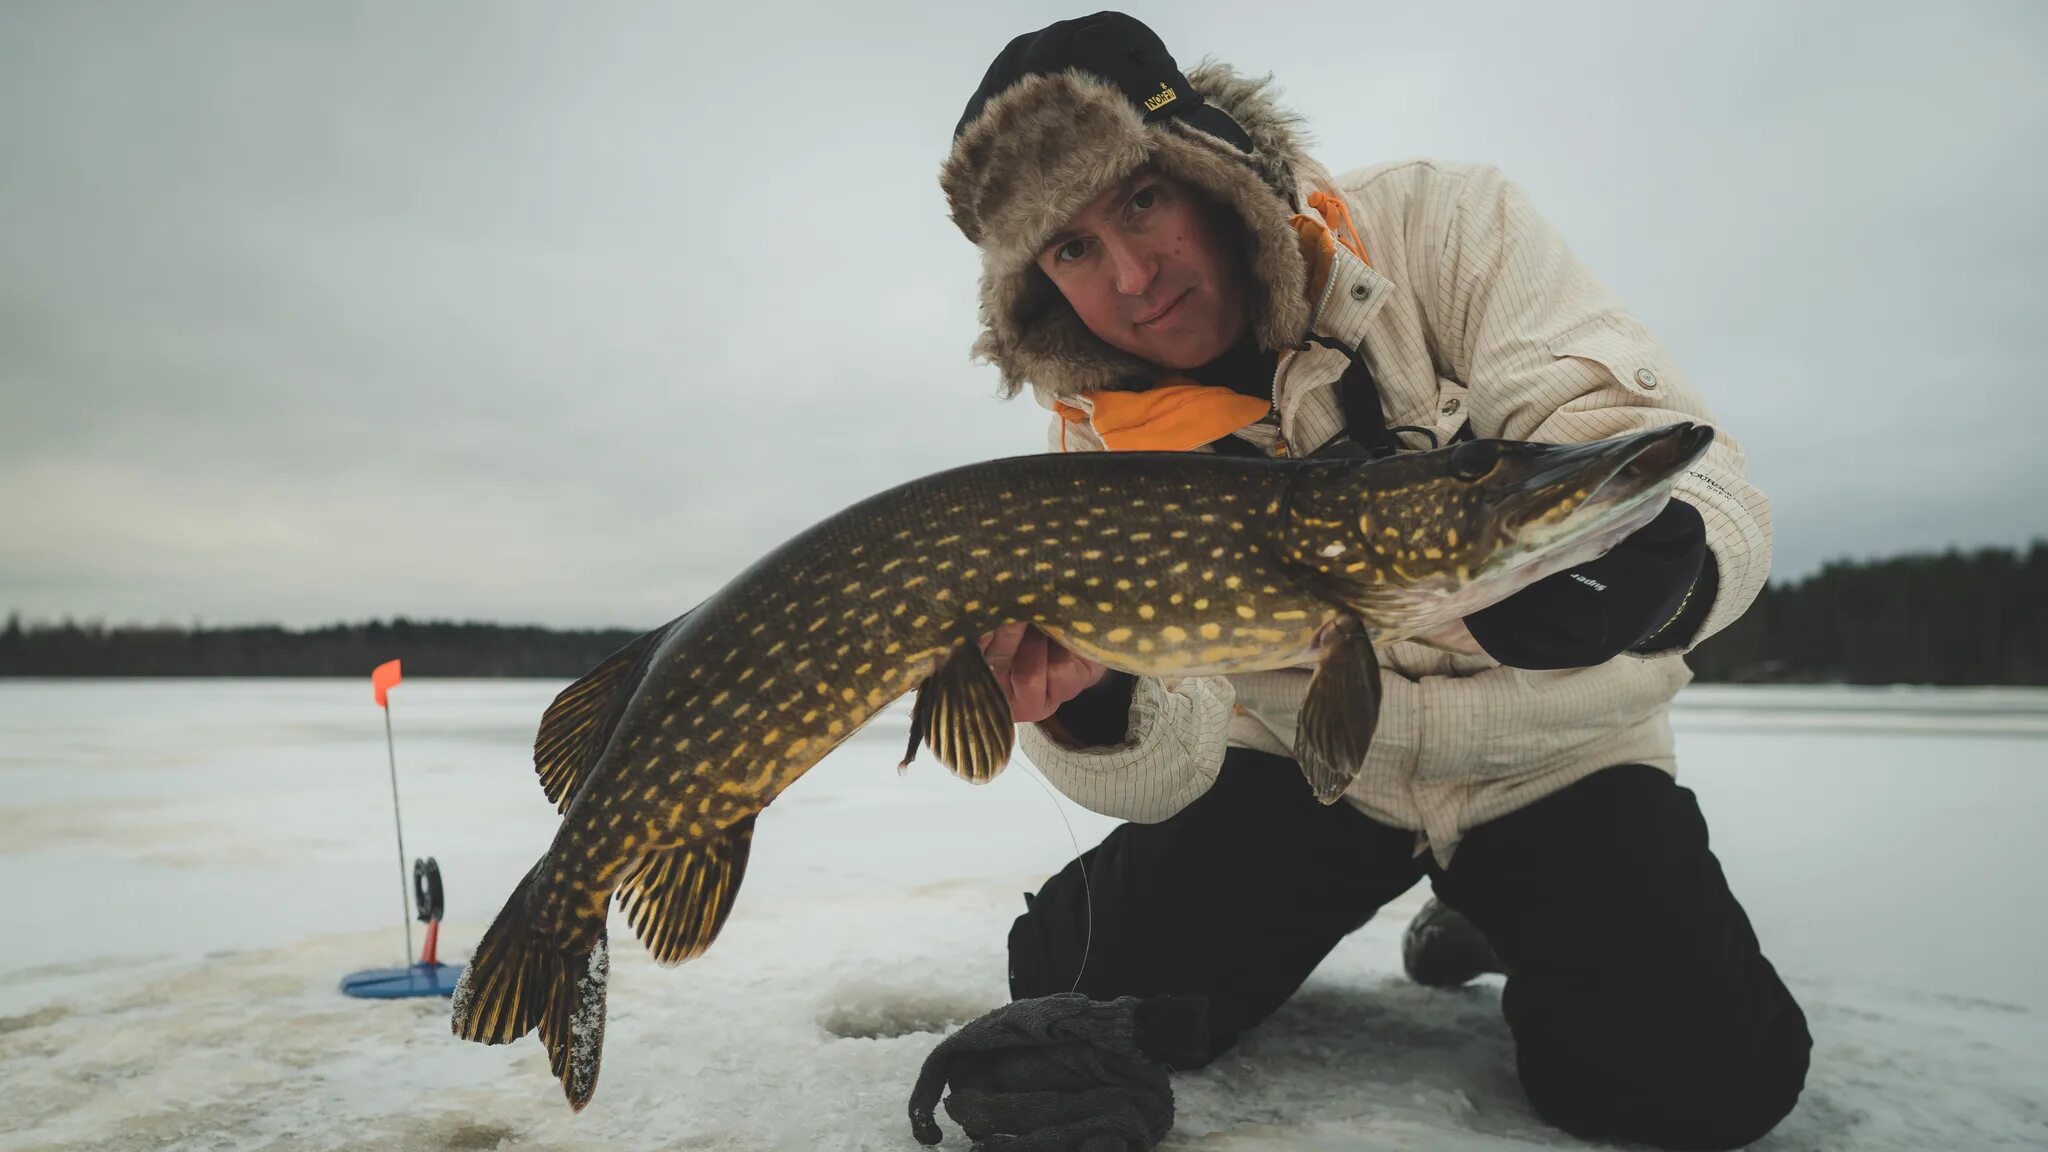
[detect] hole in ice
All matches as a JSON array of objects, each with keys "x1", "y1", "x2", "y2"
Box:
[{"x1": 816, "y1": 983, "x2": 990, "y2": 1040}]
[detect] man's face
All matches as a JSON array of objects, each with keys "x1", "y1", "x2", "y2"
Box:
[{"x1": 1034, "y1": 168, "x2": 1251, "y2": 372}]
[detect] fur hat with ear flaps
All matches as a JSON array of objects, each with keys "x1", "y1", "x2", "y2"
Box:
[{"x1": 941, "y1": 15, "x2": 1333, "y2": 402}]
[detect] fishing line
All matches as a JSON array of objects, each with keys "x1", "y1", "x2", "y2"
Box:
[{"x1": 1020, "y1": 762, "x2": 1094, "y2": 995}]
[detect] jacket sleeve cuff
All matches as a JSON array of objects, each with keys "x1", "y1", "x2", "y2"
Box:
[
  {"x1": 1464, "y1": 498, "x2": 1707, "y2": 670},
  {"x1": 1015, "y1": 675, "x2": 1234, "y2": 824}
]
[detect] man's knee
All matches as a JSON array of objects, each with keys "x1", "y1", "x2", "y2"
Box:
[{"x1": 1515, "y1": 975, "x2": 1813, "y2": 1150}]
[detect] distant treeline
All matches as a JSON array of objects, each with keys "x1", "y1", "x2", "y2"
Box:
[
  {"x1": 4, "y1": 542, "x2": 2043, "y2": 684},
  {"x1": 0, "y1": 617, "x2": 643, "y2": 679}
]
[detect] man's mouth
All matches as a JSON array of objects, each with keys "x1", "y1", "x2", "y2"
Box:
[{"x1": 1135, "y1": 289, "x2": 1191, "y2": 328}]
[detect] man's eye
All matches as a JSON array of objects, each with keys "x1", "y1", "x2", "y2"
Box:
[
  {"x1": 1054, "y1": 238, "x2": 1089, "y2": 263},
  {"x1": 1130, "y1": 187, "x2": 1159, "y2": 213}
]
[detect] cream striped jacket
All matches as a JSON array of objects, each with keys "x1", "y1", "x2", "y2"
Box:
[{"x1": 1016, "y1": 160, "x2": 1772, "y2": 864}]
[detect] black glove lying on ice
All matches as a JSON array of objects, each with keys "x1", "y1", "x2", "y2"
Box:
[{"x1": 908, "y1": 993, "x2": 1210, "y2": 1151}]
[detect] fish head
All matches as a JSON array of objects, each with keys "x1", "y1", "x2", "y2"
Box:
[{"x1": 1279, "y1": 422, "x2": 1715, "y2": 637}]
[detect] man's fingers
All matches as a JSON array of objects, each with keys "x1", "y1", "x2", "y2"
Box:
[
  {"x1": 981, "y1": 621, "x2": 1030, "y2": 669},
  {"x1": 1010, "y1": 628, "x2": 1054, "y2": 722}
]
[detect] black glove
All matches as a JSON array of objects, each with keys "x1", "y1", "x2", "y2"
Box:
[
  {"x1": 1465, "y1": 497, "x2": 1713, "y2": 670},
  {"x1": 908, "y1": 993, "x2": 1209, "y2": 1151}
]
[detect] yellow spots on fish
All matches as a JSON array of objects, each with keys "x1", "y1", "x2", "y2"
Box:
[
  {"x1": 1106, "y1": 627, "x2": 1132, "y2": 643},
  {"x1": 808, "y1": 617, "x2": 828, "y2": 633},
  {"x1": 866, "y1": 688, "x2": 887, "y2": 709},
  {"x1": 1170, "y1": 529, "x2": 1188, "y2": 540},
  {"x1": 710, "y1": 690, "x2": 730, "y2": 707},
  {"x1": 1096, "y1": 601, "x2": 1114, "y2": 614},
  {"x1": 1210, "y1": 547, "x2": 1228, "y2": 559},
  {"x1": 994, "y1": 571, "x2": 1014, "y2": 583},
  {"x1": 1144, "y1": 577, "x2": 1159, "y2": 589},
  {"x1": 1423, "y1": 547, "x2": 1444, "y2": 560},
  {"x1": 934, "y1": 534, "x2": 961, "y2": 546},
  {"x1": 970, "y1": 547, "x2": 991, "y2": 559},
  {"x1": 1130, "y1": 532, "x2": 1153, "y2": 542},
  {"x1": 802, "y1": 708, "x2": 819, "y2": 724},
  {"x1": 1383, "y1": 525, "x2": 1401, "y2": 538},
  {"x1": 841, "y1": 687, "x2": 857, "y2": 702},
  {"x1": 1201, "y1": 644, "x2": 1263, "y2": 663},
  {"x1": 911, "y1": 615, "x2": 928, "y2": 629},
  {"x1": 1445, "y1": 527, "x2": 1460, "y2": 548},
  {"x1": 960, "y1": 569, "x2": 978, "y2": 581},
  {"x1": 785, "y1": 737, "x2": 810, "y2": 757},
  {"x1": 903, "y1": 575, "x2": 927, "y2": 589},
  {"x1": 964, "y1": 600, "x2": 981, "y2": 612},
  {"x1": 815, "y1": 681, "x2": 831, "y2": 695},
  {"x1": 892, "y1": 602, "x2": 908, "y2": 617},
  {"x1": 1239, "y1": 627, "x2": 1290, "y2": 643},
  {"x1": 884, "y1": 641, "x2": 903, "y2": 657},
  {"x1": 1169, "y1": 592, "x2": 1184, "y2": 606},
  {"x1": 641, "y1": 785, "x2": 659, "y2": 802},
  {"x1": 733, "y1": 703, "x2": 752, "y2": 719},
  {"x1": 828, "y1": 719, "x2": 844, "y2": 736},
  {"x1": 1346, "y1": 561, "x2": 1369, "y2": 573},
  {"x1": 935, "y1": 560, "x2": 954, "y2": 573},
  {"x1": 738, "y1": 667, "x2": 755, "y2": 683},
  {"x1": 1089, "y1": 506, "x2": 1109, "y2": 516},
  {"x1": 1082, "y1": 549, "x2": 1102, "y2": 561},
  {"x1": 936, "y1": 589, "x2": 953, "y2": 602},
  {"x1": 841, "y1": 581, "x2": 862, "y2": 595},
  {"x1": 883, "y1": 667, "x2": 900, "y2": 681},
  {"x1": 762, "y1": 729, "x2": 781, "y2": 746},
  {"x1": 894, "y1": 528, "x2": 914, "y2": 540},
  {"x1": 1010, "y1": 546, "x2": 1030, "y2": 558},
  {"x1": 1016, "y1": 592, "x2": 1038, "y2": 605},
  {"x1": 1200, "y1": 513, "x2": 1217, "y2": 525},
  {"x1": 1236, "y1": 605, "x2": 1258, "y2": 620},
  {"x1": 795, "y1": 659, "x2": 813, "y2": 674},
  {"x1": 1271, "y1": 610, "x2": 1310, "y2": 622},
  {"x1": 854, "y1": 662, "x2": 872, "y2": 676},
  {"x1": 1224, "y1": 576, "x2": 1243, "y2": 590},
  {"x1": 1198, "y1": 622, "x2": 1222, "y2": 641},
  {"x1": 1169, "y1": 561, "x2": 1189, "y2": 575},
  {"x1": 1138, "y1": 604, "x2": 1156, "y2": 620},
  {"x1": 1034, "y1": 561, "x2": 1054, "y2": 573},
  {"x1": 1161, "y1": 625, "x2": 1188, "y2": 643},
  {"x1": 671, "y1": 737, "x2": 692, "y2": 753},
  {"x1": 1114, "y1": 578, "x2": 1132, "y2": 591},
  {"x1": 1084, "y1": 577, "x2": 1101, "y2": 587}
]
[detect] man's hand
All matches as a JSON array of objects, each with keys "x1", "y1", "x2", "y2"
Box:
[
  {"x1": 908, "y1": 994, "x2": 1209, "y2": 1151},
  {"x1": 1411, "y1": 619, "x2": 1487, "y2": 657},
  {"x1": 981, "y1": 622, "x2": 1110, "y2": 724}
]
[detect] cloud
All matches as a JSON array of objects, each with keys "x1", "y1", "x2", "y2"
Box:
[{"x1": 2, "y1": 1, "x2": 2042, "y2": 626}]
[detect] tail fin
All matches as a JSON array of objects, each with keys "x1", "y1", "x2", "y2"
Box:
[{"x1": 450, "y1": 866, "x2": 612, "y2": 1111}]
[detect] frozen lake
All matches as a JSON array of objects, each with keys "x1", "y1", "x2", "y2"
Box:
[{"x1": 1, "y1": 679, "x2": 2043, "y2": 1150}]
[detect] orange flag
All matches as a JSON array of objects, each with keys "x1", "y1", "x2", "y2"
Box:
[{"x1": 372, "y1": 659, "x2": 403, "y2": 708}]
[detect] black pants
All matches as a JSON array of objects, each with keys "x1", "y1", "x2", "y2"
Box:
[{"x1": 1008, "y1": 748, "x2": 1811, "y2": 1151}]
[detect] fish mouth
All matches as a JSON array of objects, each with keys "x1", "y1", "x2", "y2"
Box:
[{"x1": 1490, "y1": 422, "x2": 1714, "y2": 582}]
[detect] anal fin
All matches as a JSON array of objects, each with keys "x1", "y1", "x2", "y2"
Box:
[
  {"x1": 533, "y1": 610, "x2": 688, "y2": 813},
  {"x1": 615, "y1": 816, "x2": 755, "y2": 967},
  {"x1": 899, "y1": 641, "x2": 1015, "y2": 784},
  {"x1": 1294, "y1": 615, "x2": 1381, "y2": 804}
]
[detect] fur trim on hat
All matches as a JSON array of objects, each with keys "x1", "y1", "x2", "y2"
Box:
[{"x1": 941, "y1": 62, "x2": 1331, "y2": 401}]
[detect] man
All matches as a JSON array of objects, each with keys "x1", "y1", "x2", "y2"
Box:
[{"x1": 908, "y1": 13, "x2": 1810, "y2": 1152}]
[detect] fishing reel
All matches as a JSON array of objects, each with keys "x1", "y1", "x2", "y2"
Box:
[{"x1": 413, "y1": 857, "x2": 445, "y2": 924}]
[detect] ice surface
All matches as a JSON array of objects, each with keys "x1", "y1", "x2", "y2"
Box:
[{"x1": 1, "y1": 679, "x2": 2043, "y2": 1150}]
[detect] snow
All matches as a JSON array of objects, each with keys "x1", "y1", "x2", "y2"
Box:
[{"x1": 1, "y1": 679, "x2": 2043, "y2": 1150}]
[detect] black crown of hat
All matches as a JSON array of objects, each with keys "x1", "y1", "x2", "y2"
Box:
[{"x1": 953, "y1": 10, "x2": 1254, "y2": 153}]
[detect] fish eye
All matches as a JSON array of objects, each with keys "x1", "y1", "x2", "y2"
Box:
[{"x1": 1448, "y1": 440, "x2": 1499, "y2": 481}]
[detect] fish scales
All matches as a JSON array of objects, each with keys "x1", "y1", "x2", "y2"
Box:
[{"x1": 531, "y1": 451, "x2": 1320, "y2": 940}]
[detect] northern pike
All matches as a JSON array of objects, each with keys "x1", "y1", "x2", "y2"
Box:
[{"x1": 450, "y1": 421, "x2": 1714, "y2": 1108}]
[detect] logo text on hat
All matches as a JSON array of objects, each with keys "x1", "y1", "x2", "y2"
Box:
[{"x1": 1143, "y1": 82, "x2": 1178, "y2": 113}]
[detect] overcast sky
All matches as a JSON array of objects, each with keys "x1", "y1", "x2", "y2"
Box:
[{"x1": 2, "y1": 1, "x2": 2042, "y2": 630}]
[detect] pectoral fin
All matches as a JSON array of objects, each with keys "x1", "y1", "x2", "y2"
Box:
[
  {"x1": 1294, "y1": 615, "x2": 1381, "y2": 804},
  {"x1": 899, "y1": 641, "x2": 1015, "y2": 784}
]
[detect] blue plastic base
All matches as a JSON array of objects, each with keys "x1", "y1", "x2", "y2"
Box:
[{"x1": 340, "y1": 961, "x2": 465, "y2": 999}]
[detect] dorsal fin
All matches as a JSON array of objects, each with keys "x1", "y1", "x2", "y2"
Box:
[{"x1": 532, "y1": 610, "x2": 688, "y2": 813}]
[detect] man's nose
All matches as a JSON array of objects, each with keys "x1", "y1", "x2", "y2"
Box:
[{"x1": 1102, "y1": 236, "x2": 1158, "y2": 297}]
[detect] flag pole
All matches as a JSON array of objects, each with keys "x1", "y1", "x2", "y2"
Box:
[{"x1": 383, "y1": 700, "x2": 414, "y2": 964}]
